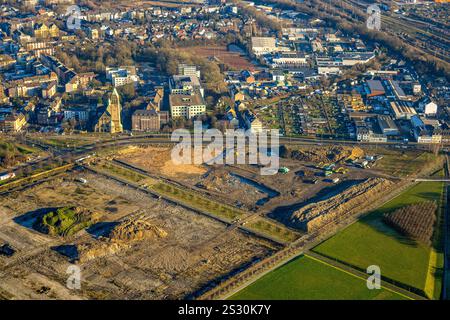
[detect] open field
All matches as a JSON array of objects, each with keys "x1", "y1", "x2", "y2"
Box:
[
  {"x1": 312, "y1": 180, "x2": 445, "y2": 299},
  {"x1": 230, "y1": 255, "x2": 406, "y2": 300},
  {"x1": 369, "y1": 148, "x2": 442, "y2": 177},
  {"x1": 34, "y1": 137, "x2": 96, "y2": 148},
  {"x1": 186, "y1": 46, "x2": 256, "y2": 71},
  {"x1": 117, "y1": 146, "x2": 207, "y2": 180},
  {"x1": 0, "y1": 170, "x2": 276, "y2": 299}
]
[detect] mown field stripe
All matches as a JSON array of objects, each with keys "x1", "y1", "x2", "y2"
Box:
[{"x1": 304, "y1": 253, "x2": 414, "y2": 300}]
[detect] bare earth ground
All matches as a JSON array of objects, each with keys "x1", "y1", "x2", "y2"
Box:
[
  {"x1": 185, "y1": 46, "x2": 256, "y2": 71},
  {"x1": 0, "y1": 170, "x2": 274, "y2": 300},
  {"x1": 117, "y1": 146, "x2": 207, "y2": 179},
  {"x1": 117, "y1": 145, "x2": 377, "y2": 211}
]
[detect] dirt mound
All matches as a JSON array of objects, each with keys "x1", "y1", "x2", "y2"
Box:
[
  {"x1": 289, "y1": 146, "x2": 364, "y2": 163},
  {"x1": 77, "y1": 241, "x2": 125, "y2": 263},
  {"x1": 384, "y1": 201, "x2": 437, "y2": 245},
  {"x1": 290, "y1": 178, "x2": 392, "y2": 232},
  {"x1": 198, "y1": 171, "x2": 237, "y2": 191},
  {"x1": 110, "y1": 218, "x2": 168, "y2": 243},
  {"x1": 77, "y1": 218, "x2": 167, "y2": 263}
]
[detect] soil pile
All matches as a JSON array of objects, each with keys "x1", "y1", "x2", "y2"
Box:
[
  {"x1": 289, "y1": 146, "x2": 364, "y2": 163},
  {"x1": 290, "y1": 178, "x2": 392, "y2": 232},
  {"x1": 110, "y1": 218, "x2": 168, "y2": 242},
  {"x1": 78, "y1": 217, "x2": 167, "y2": 263}
]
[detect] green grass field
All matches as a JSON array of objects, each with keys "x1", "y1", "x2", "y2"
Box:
[
  {"x1": 313, "y1": 180, "x2": 445, "y2": 299},
  {"x1": 230, "y1": 255, "x2": 406, "y2": 300}
]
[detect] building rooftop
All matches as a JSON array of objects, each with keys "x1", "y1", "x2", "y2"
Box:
[{"x1": 169, "y1": 90, "x2": 204, "y2": 106}]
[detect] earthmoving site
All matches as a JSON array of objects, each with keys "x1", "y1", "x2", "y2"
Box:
[{"x1": 0, "y1": 143, "x2": 444, "y2": 299}]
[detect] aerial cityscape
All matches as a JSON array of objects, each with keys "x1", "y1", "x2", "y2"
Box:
[{"x1": 0, "y1": 0, "x2": 449, "y2": 306}]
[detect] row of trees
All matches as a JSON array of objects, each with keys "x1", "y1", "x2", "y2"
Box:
[{"x1": 384, "y1": 201, "x2": 437, "y2": 246}]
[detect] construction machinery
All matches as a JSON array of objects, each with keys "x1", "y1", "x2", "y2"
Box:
[{"x1": 278, "y1": 167, "x2": 290, "y2": 174}]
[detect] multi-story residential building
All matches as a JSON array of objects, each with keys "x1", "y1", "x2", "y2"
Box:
[
  {"x1": 33, "y1": 23, "x2": 60, "y2": 38},
  {"x1": 65, "y1": 72, "x2": 96, "y2": 93},
  {"x1": 63, "y1": 109, "x2": 89, "y2": 123},
  {"x1": 6, "y1": 72, "x2": 58, "y2": 98},
  {"x1": 169, "y1": 74, "x2": 202, "y2": 95},
  {"x1": 106, "y1": 66, "x2": 139, "y2": 87},
  {"x1": 40, "y1": 55, "x2": 75, "y2": 84},
  {"x1": 0, "y1": 113, "x2": 27, "y2": 132},
  {"x1": 169, "y1": 90, "x2": 206, "y2": 119},
  {"x1": 0, "y1": 85, "x2": 8, "y2": 104},
  {"x1": 178, "y1": 64, "x2": 201, "y2": 78},
  {"x1": 354, "y1": 119, "x2": 387, "y2": 142},
  {"x1": 0, "y1": 54, "x2": 16, "y2": 70},
  {"x1": 41, "y1": 81, "x2": 57, "y2": 99}
]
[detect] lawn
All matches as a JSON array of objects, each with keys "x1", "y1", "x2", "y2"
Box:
[
  {"x1": 230, "y1": 255, "x2": 406, "y2": 300},
  {"x1": 312, "y1": 180, "x2": 445, "y2": 299}
]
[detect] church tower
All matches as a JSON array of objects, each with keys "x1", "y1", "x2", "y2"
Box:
[
  {"x1": 94, "y1": 88, "x2": 123, "y2": 133},
  {"x1": 108, "y1": 88, "x2": 123, "y2": 133}
]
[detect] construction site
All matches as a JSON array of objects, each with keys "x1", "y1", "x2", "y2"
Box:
[
  {"x1": 0, "y1": 168, "x2": 277, "y2": 299},
  {"x1": 0, "y1": 141, "x2": 445, "y2": 300}
]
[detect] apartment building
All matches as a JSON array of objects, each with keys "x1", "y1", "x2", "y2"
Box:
[{"x1": 169, "y1": 90, "x2": 206, "y2": 119}]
